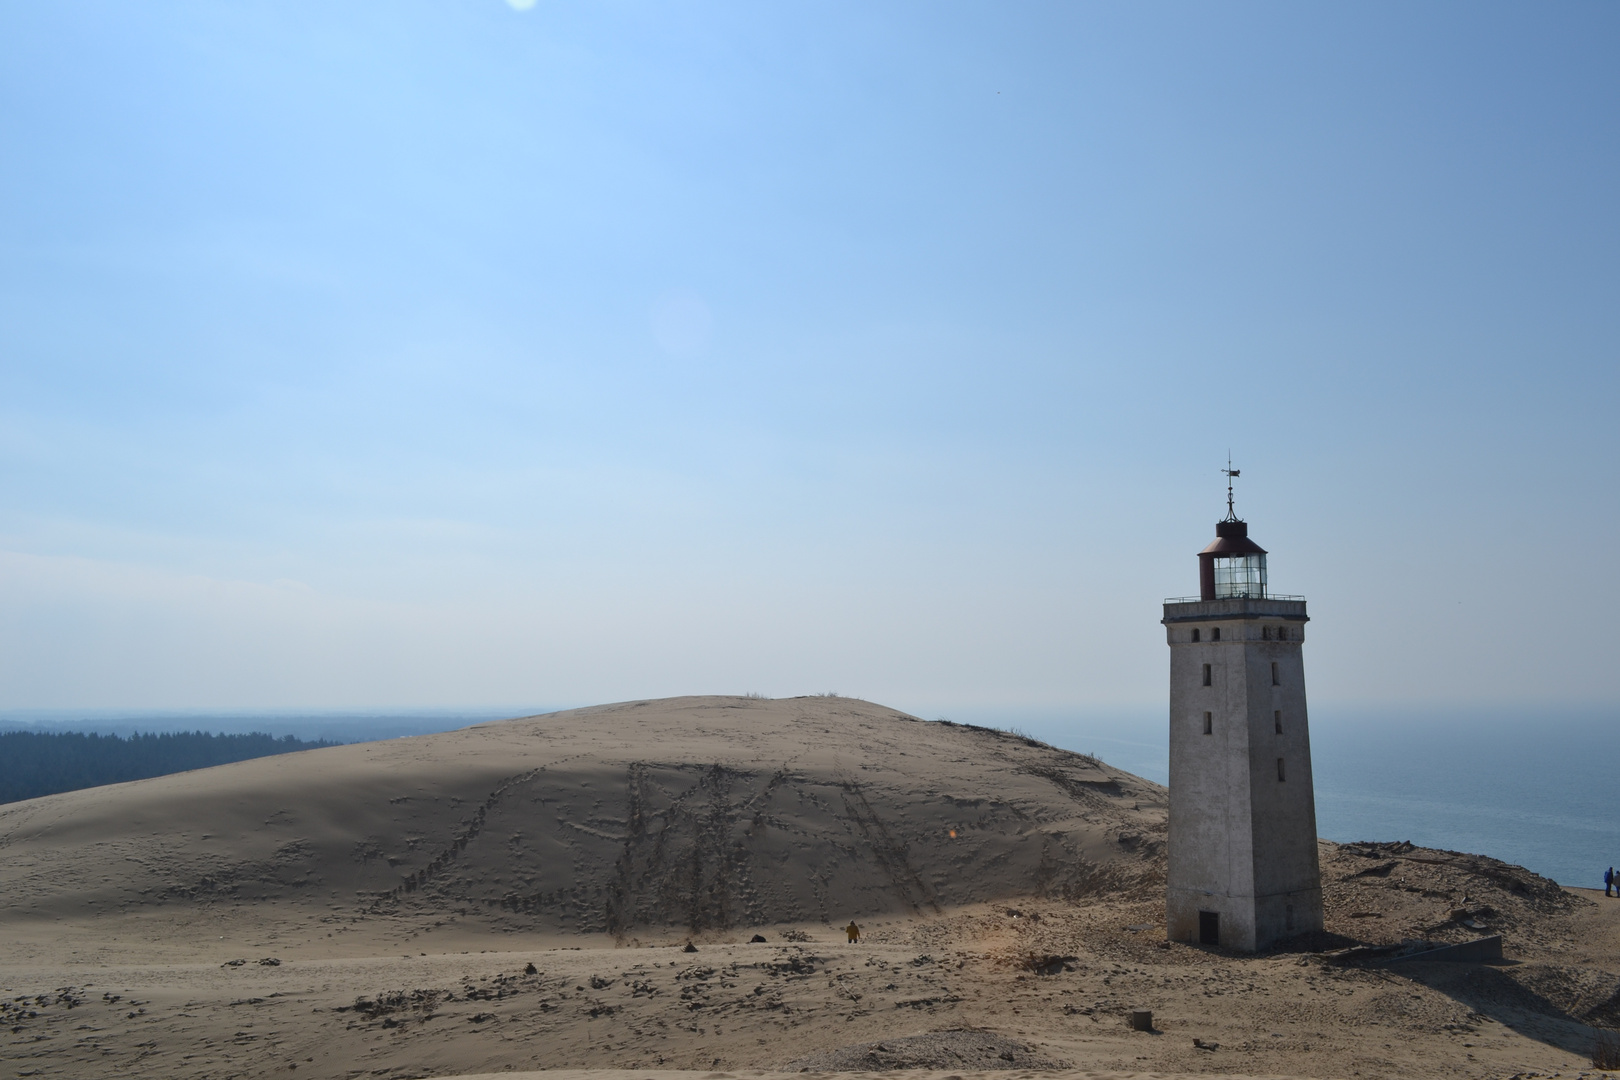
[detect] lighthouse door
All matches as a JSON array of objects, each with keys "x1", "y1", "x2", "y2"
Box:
[{"x1": 1198, "y1": 910, "x2": 1220, "y2": 946}]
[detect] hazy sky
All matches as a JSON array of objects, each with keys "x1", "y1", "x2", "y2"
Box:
[{"x1": 2, "y1": 2, "x2": 1616, "y2": 716}]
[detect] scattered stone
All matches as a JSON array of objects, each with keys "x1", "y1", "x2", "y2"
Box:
[
  {"x1": 343, "y1": 989, "x2": 448, "y2": 1020},
  {"x1": 786, "y1": 1030, "x2": 1068, "y2": 1070},
  {"x1": 1021, "y1": 953, "x2": 1078, "y2": 975},
  {"x1": 750, "y1": 934, "x2": 768, "y2": 943},
  {"x1": 683, "y1": 942, "x2": 698, "y2": 953}
]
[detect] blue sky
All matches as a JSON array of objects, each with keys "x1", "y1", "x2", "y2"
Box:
[{"x1": 1, "y1": 1, "x2": 1616, "y2": 715}]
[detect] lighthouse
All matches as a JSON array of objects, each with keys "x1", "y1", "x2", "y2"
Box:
[{"x1": 1161, "y1": 466, "x2": 1323, "y2": 951}]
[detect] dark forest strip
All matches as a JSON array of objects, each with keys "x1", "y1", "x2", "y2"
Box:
[{"x1": 0, "y1": 730, "x2": 338, "y2": 804}]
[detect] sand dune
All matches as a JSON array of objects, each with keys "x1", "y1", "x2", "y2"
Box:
[
  {"x1": 4, "y1": 695, "x2": 1617, "y2": 1080},
  {"x1": 0, "y1": 696, "x2": 1165, "y2": 943}
]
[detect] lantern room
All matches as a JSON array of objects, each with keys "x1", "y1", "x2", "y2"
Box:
[{"x1": 1198, "y1": 519, "x2": 1268, "y2": 601}]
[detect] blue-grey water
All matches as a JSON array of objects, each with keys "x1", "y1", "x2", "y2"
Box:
[
  {"x1": 6, "y1": 702, "x2": 1615, "y2": 889},
  {"x1": 970, "y1": 704, "x2": 1620, "y2": 889},
  {"x1": 0, "y1": 708, "x2": 543, "y2": 744},
  {"x1": 1309, "y1": 708, "x2": 1619, "y2": 891}
]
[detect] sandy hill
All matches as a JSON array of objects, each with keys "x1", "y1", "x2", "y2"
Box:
[
  {"x1": 4, "y1": 695, "x2": 1619, "y2": 1080},
  {"x1": 0, "y1": 695, "x2": 1166, "y2": 942}
]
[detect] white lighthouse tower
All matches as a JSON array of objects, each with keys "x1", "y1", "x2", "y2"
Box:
[{"x1": 1161, "y1": 466, "x2": 1323, "y2": 951}]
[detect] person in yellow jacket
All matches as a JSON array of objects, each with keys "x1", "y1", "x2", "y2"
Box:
[{"x1": 845, "y1": 921, "x2": 860, "y2": 943}]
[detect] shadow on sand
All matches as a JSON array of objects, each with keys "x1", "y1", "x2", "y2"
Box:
[
  {"x1": 1389, "y1": 958, "x2": 1612, "y2": 1061},
  {"x1": 1265, "y1": 927, "x2": 1619, "y2": 1063}
]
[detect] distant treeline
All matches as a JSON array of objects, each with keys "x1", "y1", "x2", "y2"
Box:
[{"x1": 0, "y1": 730, "x2": 339, "y2": 804}]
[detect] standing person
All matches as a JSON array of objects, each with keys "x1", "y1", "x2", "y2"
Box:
[
  {"x1": 845, "y1": 921, "x2": 861, "y2": 943},
  {"x1": 1608, "y1": 867, "x2": 1616, "y2": 897}
]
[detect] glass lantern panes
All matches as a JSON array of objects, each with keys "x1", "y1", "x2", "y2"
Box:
[{"x1": 1213, "y1": 553, "x2": 1267, "y2": 599}]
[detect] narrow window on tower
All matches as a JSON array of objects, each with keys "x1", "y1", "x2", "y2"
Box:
[
  {"x1": 1274, "y1": 709, "x2": 1283, "y2": 734},
  {"x1": 1203, "y1": 712, "x2": 1213, "y2": 735},
  {"x1": 1202, "y1": 663, "x2": 1212, "y2": 687},
  {"x1": 1191, "y1": 628, "x2": 1200, "y2": 642},
  {"x1": 1277, "y1": 757, "x2": 1286, "y2": 781},
  {"x1": 1277, "y1": 626, "x2": 1287, "y2": 641},
  {"x1": 1271, "y1": 661, "x2": 1280, "y2": 686},
  {"x1": 1262, "y1": 626, "x2": 1271, "y2": 640},
  {"x1": 1211, "y1": 627, "x2": 1221, "y2": 641}
]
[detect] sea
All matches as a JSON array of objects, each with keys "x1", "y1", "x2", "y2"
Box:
[
  {"x1": 4, "y1": 702, "x2": 1616, "y2": 890},
  {"x1": 991, "y1": 704, "x2": 1620, "y2": 891}
]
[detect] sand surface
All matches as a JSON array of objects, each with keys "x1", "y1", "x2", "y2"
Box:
[
  {"x1": 432, "y1": 1073, "x2": 1312, "y2": 1080},
  {"x1": 2, "y1": 695, "x2": 1617, "y2": 1080}
]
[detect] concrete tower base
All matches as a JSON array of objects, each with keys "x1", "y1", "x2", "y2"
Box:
[{"x1": 1167, "y1": 884, "x2": 1324, "y2": 952}]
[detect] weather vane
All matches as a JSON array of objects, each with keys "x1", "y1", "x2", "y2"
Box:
[{"x1": 1222, "y1": 453, "x2": 1241, "y2": 521}]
